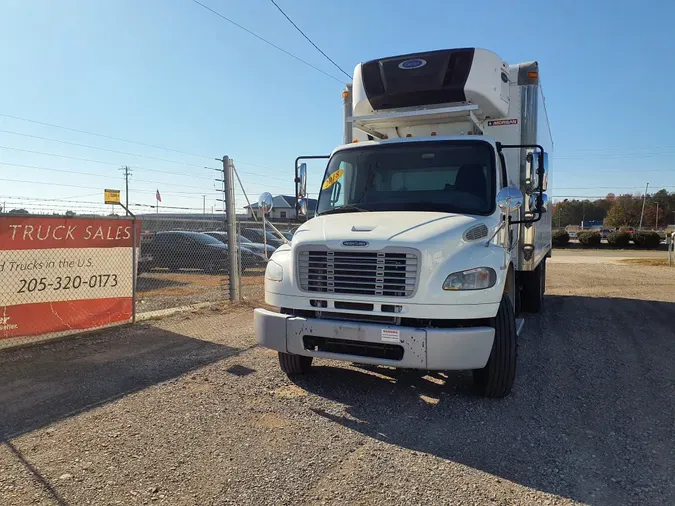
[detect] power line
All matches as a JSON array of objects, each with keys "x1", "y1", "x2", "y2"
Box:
[
  {"x1": 557, "y1": 152, "x2": 675, "y2": 160},
  {"x1": 0, "y1": 161, "x2": 217, "y2": 191},
  {"x1": 267, "y1": 0, "x2": 351, "y2": 80},
  {"x1": 556, "y1": 185, "x2": 675, "y2": 190},
  {"x1": 0, "y1": 112, "x2": 304, "y2": 181},
  {"x1": 0, "y1": 113, "x2": 214, "y2": 160},
  {"x1": 0, "y1": 177, "x2": 220, "y2": 197},
  {"x1": 0, "y1": 128, "x2": 219, "y2": 169},
  {"x1": 189, "y1": 0, "x2": 345, "y2": 84},
  {"x1": 0, "y1": 195, "x2": 112, "y2": 205},
  {"x1": 0, "y1": 147, "x2": 291, "y2": 186},
  {"x1": 0, "y1": 145, "x2": 215, "y2": 179}
]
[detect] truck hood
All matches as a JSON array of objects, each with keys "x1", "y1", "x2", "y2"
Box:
[{"x1": 292, "y1": 211, "x2": 491, "y2": 249}]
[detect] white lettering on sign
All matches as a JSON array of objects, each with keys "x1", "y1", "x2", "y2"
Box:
[
  {"x1": 381, "y1": 328, "x2": 401, "y2": 343},
  {"x1": 487, "y1": 119, "x2": 518, "y2": 127}
]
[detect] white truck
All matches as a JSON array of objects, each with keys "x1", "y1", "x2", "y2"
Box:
[{"x1": 254, "y1": 48, "x2": 552, "y2": 397}]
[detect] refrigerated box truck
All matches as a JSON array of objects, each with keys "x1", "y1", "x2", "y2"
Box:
[{"x1": 255, "y1": 48, "x2": 553, "y2": 397}]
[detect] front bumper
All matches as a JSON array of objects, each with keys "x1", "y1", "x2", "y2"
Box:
[{"x1": 254, "y1": 308, "x2": 495, "y2": 370}]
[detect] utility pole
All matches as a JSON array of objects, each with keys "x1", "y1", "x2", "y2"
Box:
[
  {"x1": 202, "y1": 195, "x2": 206, "y2": 215},
  {"x1": 216, "y1": 156, "x2": 240, "y2": 301},
  {"x1": 119, "y1": 166, "x2": 132, "y2": 215},
  {"x1": 638, "y1": 182, "x2": 649, "y2": 230},
  {"x1": 656, "y1": 202, "x2": 659, "y2": 229}
]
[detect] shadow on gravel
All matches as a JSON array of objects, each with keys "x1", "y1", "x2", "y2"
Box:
[
  {"x1": 0, "y1": 325, "x2": 239, "y2": 441},
  {"x1": 296, "y1": 295, "x2": 675, "y2": 505}
]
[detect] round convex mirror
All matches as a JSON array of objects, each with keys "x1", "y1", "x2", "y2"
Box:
[{"x1": 258, "y1": 192, "x2": 274, "y2": 214}]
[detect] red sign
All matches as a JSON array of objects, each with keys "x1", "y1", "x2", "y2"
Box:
[{"x1": 0, "y1": 216, "x2": 141, "y2": 340}]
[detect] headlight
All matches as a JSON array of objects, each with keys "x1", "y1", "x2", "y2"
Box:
[
  {"x1": 265, "y1": 259, "x2": 283, "y2": 282},
  {"x1": 443, "y1": 267, "x2": 496, "y2": 291}
]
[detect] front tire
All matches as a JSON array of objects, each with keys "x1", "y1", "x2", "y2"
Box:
[
  {"x1": 473, "y1": 295, "x2": 517, "y2": 398},
  {"x1": 278, "y1": 352, "x2": 313, "y2": 375}
]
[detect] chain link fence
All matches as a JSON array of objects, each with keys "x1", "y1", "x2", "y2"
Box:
[
  {"x1": 136, "y1": 217, "x2": 297, "y2": 312},
  {"x1": 235, "y1": 220, "x2": 296, "y2": 303},
  {"x1": 0, "y1": 209, "x2": 300, "y2": 350},
  {"x1": 0, "y1": 214, "x2": 139, "y2": 349},
  {"x1": 136, "y1": 216, "x2": 231, "y2": 314}
]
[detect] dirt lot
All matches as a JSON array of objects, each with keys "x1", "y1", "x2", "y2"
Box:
[
  {"x1": 136, "y1": 270, "x2": 265, "y2": 313},
  {"x1": 1, "y1": 261, "x2": 674, "y2": 505}
]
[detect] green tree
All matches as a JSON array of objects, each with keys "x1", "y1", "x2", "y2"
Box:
[{"x1": 604, "y1": 195, "x2": 641, "y2": 227}]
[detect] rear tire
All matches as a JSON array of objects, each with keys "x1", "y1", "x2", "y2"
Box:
[
  {"x1": 473, "y1": 295, "x2": 517, "y2": 398},
  {"x1": 278, "y1": 352, "x2": 313, "y2": 375},
  {"x1": 520, "y1": 261, "x2": 544, "y2": 313}
]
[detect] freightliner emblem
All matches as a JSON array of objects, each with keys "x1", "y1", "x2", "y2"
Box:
[{"x1": 342, "y1": 241, "x2": 369, "y2": 247}]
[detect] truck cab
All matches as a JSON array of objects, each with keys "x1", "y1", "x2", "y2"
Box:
[{"x1": 254, "y1": 48, "x2": 552, "y2": 398}]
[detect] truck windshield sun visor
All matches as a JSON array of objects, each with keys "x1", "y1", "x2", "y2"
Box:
[{"x1": 316, "y1": 141, "x2": 496, "y2": 216}]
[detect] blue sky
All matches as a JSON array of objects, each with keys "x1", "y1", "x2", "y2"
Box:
[{"x1": 1, "y1": 0, "x2": 675, "y2": 214}]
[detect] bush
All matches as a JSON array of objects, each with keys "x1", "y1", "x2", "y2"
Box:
[
  {"x1": 552, "y1": 229, "x2": 570, "y2": 247},
  {"x1": 631, "y1": 231, "x2": 661, "y2": 249},
  {"x1": 578, "y1": 231, "x2": 601, "y2": 248},
  {"x1": 607, "y1": 231, "x2": 631, "y2": 248}
]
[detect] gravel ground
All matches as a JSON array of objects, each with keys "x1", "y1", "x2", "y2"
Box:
[
  {"x1": 135, "y1": 270, "x2": 265, "y2": 314},
  {"x1": 1, "y1": 262, "x2": 674, "y2": 505}
]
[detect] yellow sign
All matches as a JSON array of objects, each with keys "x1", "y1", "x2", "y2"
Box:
[
  {"x1": 104, "y1": 189, "x2": 121, "y2": 205},
  {"x1": 322, "y1": 168, "x2": 344, "y2": 190}
]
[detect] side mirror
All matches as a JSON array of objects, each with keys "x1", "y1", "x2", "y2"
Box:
[
  {"x1": 297, "y1": 163, "x2": 307, "y2": 198},
  {"x1": 258, "y1": 192, "x2": 274, "y2": 214},
  {"x1": 297, "y1": 198, "x2": 308, "y2": 217},
  {"x1": 496, "y1": 186, "x2": 523, "y2": 215},
  {"x1": 528, "y1": 152, "x2": 549, "y2": 192},
  {"x1": 528, "y1": 193, "x2": 548, "y2": 214}
]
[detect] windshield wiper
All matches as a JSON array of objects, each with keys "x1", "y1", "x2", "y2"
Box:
[{"x1": 319, "y1": 204, "x2": 371, "y2": 216}]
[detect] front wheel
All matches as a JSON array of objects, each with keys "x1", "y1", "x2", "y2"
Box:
[
  {"x1": 473, "y1": 294, "x2": 517, "y2": 398},
  {"x1": 278, "y1": 352, "x2": 313, "y2": 375}
]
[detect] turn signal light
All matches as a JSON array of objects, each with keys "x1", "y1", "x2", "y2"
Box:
[{"x1": 528, "y1": 71, "x2": 538, "y2": 79}]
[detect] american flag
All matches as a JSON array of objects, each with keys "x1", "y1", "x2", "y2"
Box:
[{"x1": 156, "y1": 189, "x2": 162, "y2": 203}]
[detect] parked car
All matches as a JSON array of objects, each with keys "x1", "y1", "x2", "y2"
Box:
[
  {"x1": 137, "y1": 251, "x2": 154, "y2": 274},
  {"x1": 204, "y1": 231, "x2": 275, "y2": 257},
  {"x1": 204, "y1": 231, "x2": 270, "y2": 267},
  {"x1": 280, "y1": 231, "x2": 294, "y2": 241},
  {"x1": 142, "y1": 231, "x2": 232, "y2": 273},
  {"x1": 237, "y1": 235, "x2": 276, "y2": 257},
  {"x1": 240, "y1": 228, "x2": 285, "y2": 249}
]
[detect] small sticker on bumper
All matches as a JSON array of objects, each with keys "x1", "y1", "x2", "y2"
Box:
[{"x1": 381, "y1": 328, "x2": 401, "y2": 343}]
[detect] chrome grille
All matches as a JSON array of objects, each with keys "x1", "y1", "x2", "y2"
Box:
[{"x1": 298, "y1": 249, "x2": 418, "y2": 297}]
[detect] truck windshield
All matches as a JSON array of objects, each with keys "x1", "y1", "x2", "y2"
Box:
[{"x1": 316, "y1": 141, "x2": 496, "y2": 216}]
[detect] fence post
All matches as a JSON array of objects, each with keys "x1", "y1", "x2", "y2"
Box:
[
  {"x1": 237, "y1": 221, "x2": 243, "y2": 298},
  {"x1": 132, "y1": 217, "x2": 137, "y2": 324},
  {"x1": 222, "y1": 156, "x2": 241, "y2": 301}
]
